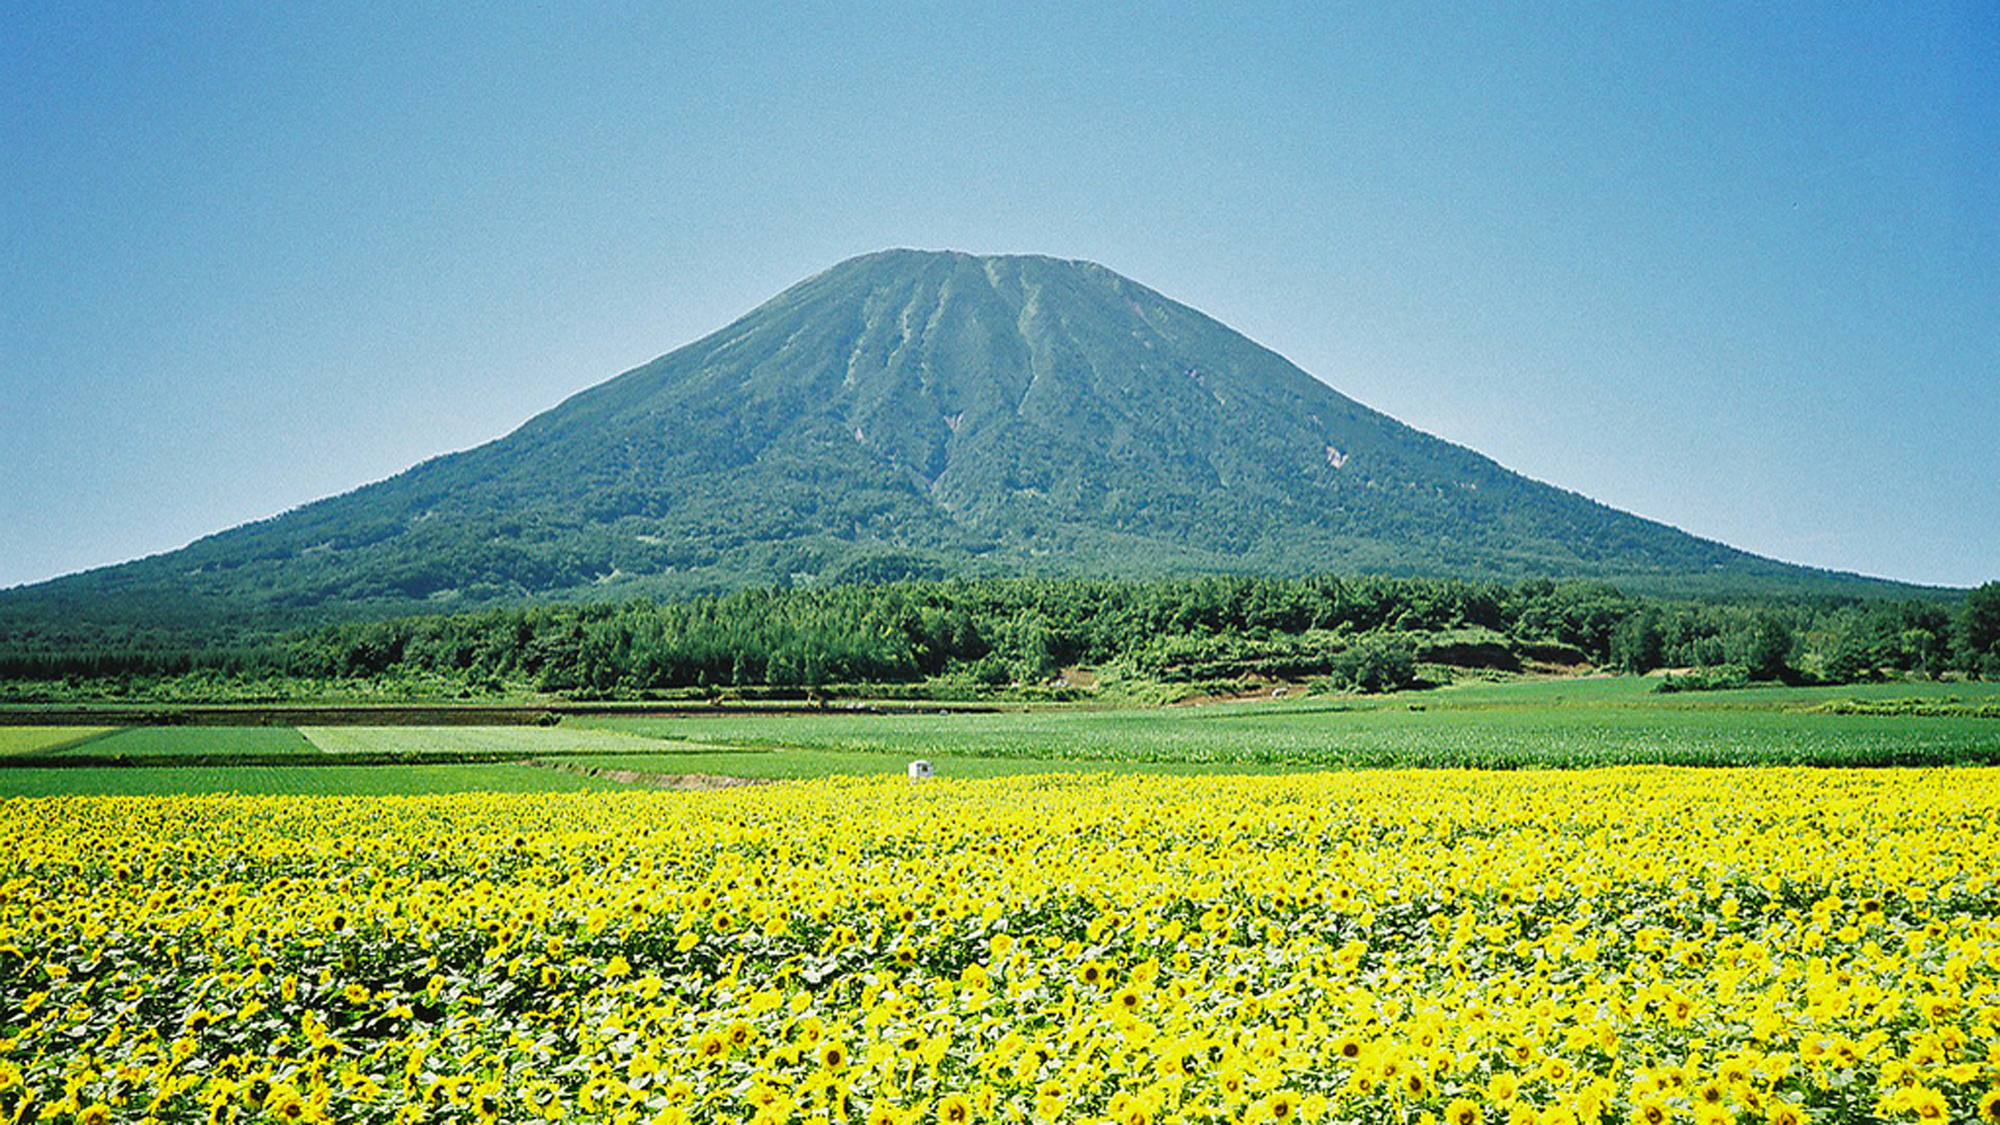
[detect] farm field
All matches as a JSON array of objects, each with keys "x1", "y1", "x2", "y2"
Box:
[
  {"x1": 574, "y1": 680, "x2": 2000, "y2": 770},
  {"x1": 1381, "y1": 676, "x2": 2000, "y2": 709},
  {"x1": 0, "y1": 762, "x2": 625, "y2": 796},
  {"x1": 0, "y1": 725, "x2": 114, "y2": 755},
  {"x1": 81, "y1": 725, "x2": 321, "y2": 758},
  {"x1": 0, "y1": 726, "x2": 656, "y2": 797},
  {"x1": 4, "y1": 769, "x2": 1998, "y2": 1124},
  {"x1": 545, "y1": 748, "x2": 1317, "y2": 782},
  {"x1": 299, "y1": 725, "x2": 681, "y2": 756},
  {"x1": 0, "y1": 726, "x2": 1314, "y2": 795},
  {"x1": 2, "y1": 678, "x2": 1998, "y2": 795}
]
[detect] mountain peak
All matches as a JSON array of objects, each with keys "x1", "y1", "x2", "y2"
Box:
[{"x1": 1, "y1": 252, "x2": 1875, "y2": 636}]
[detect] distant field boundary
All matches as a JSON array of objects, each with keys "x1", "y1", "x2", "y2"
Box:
[
  {"x1": 0, "y1": 749, "x2": 572, "y2": 769},
  {"x1": 0, "y1": 706, "x2": 559, "y2": 727},
  {"x1": 0, "y1": 701, "x2": 1004, "y2": 727}
]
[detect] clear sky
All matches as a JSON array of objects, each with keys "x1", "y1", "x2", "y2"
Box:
[{"x1": 4, "y1": 3, "x2": 1995, "y2": 590}]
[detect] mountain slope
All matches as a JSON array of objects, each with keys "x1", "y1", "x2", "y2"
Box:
[{"x1": 2, "y1": 250, "x2": 1903, "y2": 639}]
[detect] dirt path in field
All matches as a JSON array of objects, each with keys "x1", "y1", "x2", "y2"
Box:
[{"x1": 522, "y1": 759, "x2": 774, "y2": 790}]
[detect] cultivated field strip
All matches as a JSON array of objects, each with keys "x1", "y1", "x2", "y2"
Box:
[
  {"x1": 79, "y1": 725, "x2": 321, "y2": 757},
  {"x1": 298, "y1": 724, "x2": 686, "y2": 756},
  {"x1": 0, "y1": 725, "x2": 116, "y2": 756},
  {"x1": 0, "y1": 762, "x2": 631, "y2": 797},
  {"x1": 580, "y1": 699, "x2": 2000, "y2": 768}
]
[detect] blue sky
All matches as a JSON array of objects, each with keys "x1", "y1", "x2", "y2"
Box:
[{"x1": 4, "y1": 2, "x2": 1995, "y2": 589}]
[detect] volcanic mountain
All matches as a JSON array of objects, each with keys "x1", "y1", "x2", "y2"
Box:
[{"x1": 5, "y1": 249, "x2": 1886, "y2": 638}]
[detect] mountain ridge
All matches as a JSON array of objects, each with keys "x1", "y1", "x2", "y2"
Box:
[{"x1": 0, "y1": 250, "x2": 1925, "y2": 641}]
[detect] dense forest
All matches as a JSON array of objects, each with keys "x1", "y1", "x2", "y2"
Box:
[{"x1": 3, "y1": 575, "x2": 1994, "y2": 701}]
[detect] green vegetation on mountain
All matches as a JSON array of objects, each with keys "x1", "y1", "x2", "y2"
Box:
[
  {"x1": 0, "y1": 250, "x2": 1924, "y2": 649},
  {"x1": 5, "y1": 575, "x2": 1990, "y2": 704}
]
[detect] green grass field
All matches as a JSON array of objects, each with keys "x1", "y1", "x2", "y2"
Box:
[
  {"x1": 299, "y1": 725, "x2": 681, "y2": 755},
  {"x1": 0, "y1": 726, "x2": 117, "y2": 755},
  {"x1": 0, "y1": 725, "x2": 671, "y2": 796},
  {"x1": 573, "y1": 679, "x2": 2000, "y2": 769},
  {"x1": 541, "y1": 748, "x2": 1318, "y2": 781},
  {"x1": 0, "y1": 762, "x2": 623, "y2": 797},
  {"x1": 1390, "y1": 675, "x2": 2000, "y2": 711},
  {"x1": 77, "y1": 726, "x2": 321, "y2": 757},
  {"x1": 3, "y1": 677, "x2": 1997, "y2": 796}
]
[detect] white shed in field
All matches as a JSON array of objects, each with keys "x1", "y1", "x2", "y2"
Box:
[{"x1": 907, "y1": 759, "x2": 935, "y2": 781}]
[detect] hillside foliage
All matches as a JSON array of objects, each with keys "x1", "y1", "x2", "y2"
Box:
[{"x1": 4, "y1": 575, "x2": 1990, "y2": 700}]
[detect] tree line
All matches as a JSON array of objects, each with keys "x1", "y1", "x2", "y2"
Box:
[{"x1": 3, "y1": 575, "x2": 1996, "y2": 696}]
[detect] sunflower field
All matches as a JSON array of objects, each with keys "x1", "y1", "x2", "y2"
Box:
[{"x1": 3, "y1": 769, "x2": 1999, "y2": 1125}]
